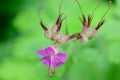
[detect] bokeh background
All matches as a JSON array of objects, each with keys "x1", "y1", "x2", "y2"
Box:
[{"x1": 0, "y1": 0, "x2": 120, "y2": 80}]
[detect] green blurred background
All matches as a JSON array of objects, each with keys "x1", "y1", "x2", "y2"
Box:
[{"x1": 0, "y1": 0, "x2": 120, "y2": 80}]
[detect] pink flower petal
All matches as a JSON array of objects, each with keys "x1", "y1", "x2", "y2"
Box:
[
  {"x1": 41, "y1": 56, "x2": 51, "y2": 66},
  {"x1": 38, "y1": 47, "x2": 55, "y2": 56},
  {"x1": 38, "y1": 50, "x2": 47, "y2": 56},
  {"x1": 55, "y1": 53, "x2": 67, "y2": 66},
  {"x1": 45, "y1": 47, "x2": 55, "y2": 55}
]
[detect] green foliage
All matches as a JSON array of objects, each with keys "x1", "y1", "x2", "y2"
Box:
[{"x1": 0, "y1": 0, "x2": 120, "y2": 80}]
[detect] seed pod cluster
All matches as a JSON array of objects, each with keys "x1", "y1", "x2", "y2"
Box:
[{"x1": 40, "y1": 0, "x2": 112, "y2": 44}]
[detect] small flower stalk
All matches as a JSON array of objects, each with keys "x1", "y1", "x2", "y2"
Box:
[{"x1": 38, "y1": 0, "x2": 112, "y2": 77}]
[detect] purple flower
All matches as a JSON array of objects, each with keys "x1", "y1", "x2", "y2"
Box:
[{"x1": 38, "y1": 45, "x2": 67, "y2": 76}]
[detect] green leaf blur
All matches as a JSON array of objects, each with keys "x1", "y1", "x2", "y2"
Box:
[{"x1": 0, "y1": 0, "x2": 120, "y2": 80}]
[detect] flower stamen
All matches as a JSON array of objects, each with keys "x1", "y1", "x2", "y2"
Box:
[{"x1": 49, "y1": 56, "x2": 53, "y2": 77}]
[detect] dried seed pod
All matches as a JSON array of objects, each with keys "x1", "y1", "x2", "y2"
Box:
[
  {"x1": 40, "y1": 0, "x2": 66, "y2": 43},
  {"x1": 74, "y1": 0, "x2": 112, "y2": 42}
]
